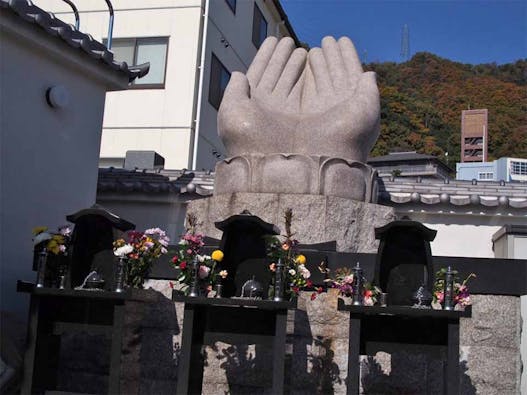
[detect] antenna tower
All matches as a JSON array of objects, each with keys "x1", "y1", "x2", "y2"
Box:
[{"x1": 401, "y1": 24, "x2": 410, "y2": 61}]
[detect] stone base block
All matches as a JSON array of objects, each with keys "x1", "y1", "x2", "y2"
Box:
[{"x1": 188, "y1": 193, "x2": 395, "y2": 253}]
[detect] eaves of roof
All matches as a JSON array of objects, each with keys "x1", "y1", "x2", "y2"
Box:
[
  {"x1": 378, "y1": 178, "x2": 527, "y2": 210},
  {"x1": 271, "y1": 0, "x2": 300, "y2": 47},
  {"x1": 97, "y1": 168, "x2": 527, "y2": 211},
  {"x1": 1, "y1": 0, "x2": 149, "y2": 83},
  {"x1": 97, "y1": 168, "x2": 214, "y2": 197}
]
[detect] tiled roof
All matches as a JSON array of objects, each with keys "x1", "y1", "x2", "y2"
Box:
[
  {"x1": 367, "y1": 152, "x2": 438, "y2": 163},
  {"x1": 1, "y1": 0, "x2": 149, "y2": 82},
  {"x1": 97, "y1": 168, "x2": 527, "y2": 210},
  {"x1": 97, "y1": 168, "x2": 214, "y2": 196},
  {"x1": 378, "y1": 177, "x2": 527, "y2": 209}
]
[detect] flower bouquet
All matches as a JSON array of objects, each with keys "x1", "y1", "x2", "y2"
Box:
[
  {"x1": 433, "y1": 268, "x2": 475, "y2": 309},
  {"x1": 324, "y1": 266, "x2": 381, "y2": 306},
  {"x1": 267, "y1": 208, "x2": 322, "y2": 301},
  {"x1": 32, "y1": 225, "x2": 72, "y2": 287},
  {"x1": 170, "y1": 214, "x2": 225, "y2": 296},
  {"x1": 113, "y1": 227, "x2": 169, "y2": 288}
]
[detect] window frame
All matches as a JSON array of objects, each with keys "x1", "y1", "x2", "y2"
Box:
[
  {"x1": 511, "y1": 161, "x2": 527, "y2": 176},
  {"x1": 478, "y1": 172, "x2": 494, "y2": 180},
  {"x1": 107, "y1": 36, "x2": 170, "y2": 89},
  {"x1": 225, "y1": 0, "x2": 236, "y2": 14},
  {"x1": 252, "y1": 3, "x2": 268, "y2": 49},
  {"x1": 208, "y1": 53, "x2": 231, "y2": 111}
]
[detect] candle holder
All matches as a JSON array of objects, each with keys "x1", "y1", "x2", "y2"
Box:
[
  {"x1": 412, "y1": 283, "x2": 433, "y2": 308},
  {"x1": 115, "y1": 256, "x2": 127, "y2": 293},
  {"x1": 57, "y1": 253, "x2": 68, "y2": 290},
  {"x1": 273, "y1": 258, "x2": 285, "y2": 302},
  {"x1": 214, "y1": 283, "x2": 223, "y2": 298},
  {"x1": 188, "y1": 257, "x2": 200, "y2": 297},
  {"x1": 351, "y1": 262, "x2": 364, "y2": 306},
  {"x1": 443, "y1": 266, "x2": 455, "y2": 310},
  {"x1": 35, "y1": 248, "x2": 48, "y2": 288}
]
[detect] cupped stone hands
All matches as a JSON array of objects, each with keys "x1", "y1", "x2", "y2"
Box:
[{"x1": 218, "y1": 36, "x2": 380, "y2": 163}]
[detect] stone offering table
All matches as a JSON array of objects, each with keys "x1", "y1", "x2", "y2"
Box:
[
  {"x1": 338, "y1": 300, "x2": 472, "y2": 395},
  {"x1": 173, "y1": 293, "x2": 296, "y2": 395},
  {"x1": 17, "y1": 281, "x2": 128, "y2": 395}
]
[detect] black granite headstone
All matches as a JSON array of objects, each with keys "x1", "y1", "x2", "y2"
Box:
[
  {"x1": 214, "y1": 211, "x2": 280, "y2": 298},
  {"x1": 374, "y1": 220, "x2": 437, "y2": 306},
  {"x1": 66, "y1": 205, "x2": 135, "y2": 289}
]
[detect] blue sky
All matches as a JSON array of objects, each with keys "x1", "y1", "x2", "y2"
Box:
[{"x1": 280, "y1": 0, "x2": 527, "y2": 65}]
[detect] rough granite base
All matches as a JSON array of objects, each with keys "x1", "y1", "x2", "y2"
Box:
[
  {"x1": 187, "y1": 193, "x2": 395, "y2": 253},
  {"x1": 52, "y1": 280, "x2": 522, "y2": 394}
]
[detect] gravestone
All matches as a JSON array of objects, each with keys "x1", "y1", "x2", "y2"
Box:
[
  {"x1": 374, "y1": 220, "x2": 437, "y2": 306},
  {"x1": 67, "y1": 204, "x2": 135, "y2": 289},
  {"x1": 215, "y1": 211, "x2": 280, "y2": 297}
]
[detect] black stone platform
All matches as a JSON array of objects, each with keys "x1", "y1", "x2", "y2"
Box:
[
  {"x1": 17, "y1": 281, "x2": 129, "y2": 395},
  {"x1": 172, "y1": 293, "x2": 296, "y2": 394},
  {"x1": 337, "y1": 299, "x2": 472, "y2": 395}
]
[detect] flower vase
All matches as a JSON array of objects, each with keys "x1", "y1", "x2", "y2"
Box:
[
  {"x1": 115, "y1": 257, "x2": 127, "y2": 293},
  {"x1": 36, "y1": 248, "x2": 48, "y2": 288},
  {"x1": 188, "y1": 257, "x2": 200, "y2": 297},
  {"x1": 273, "y1": 259, "x2": 285, "y2": 302}
]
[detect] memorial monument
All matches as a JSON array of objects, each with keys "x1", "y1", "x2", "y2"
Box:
[{"x1": 189, "y1": 36, "x2": 395, "y2": 252}]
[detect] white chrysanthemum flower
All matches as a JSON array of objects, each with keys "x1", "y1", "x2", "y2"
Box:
[
  {"x1": 289, "y1": 269, "x2": 296, "y2": 276},
  {"x1": 114, "y1": 244, "x2": 134, "y2": 257},
  {"x1": 34, "y1": 232, "x2": 52, "y2": 246}
]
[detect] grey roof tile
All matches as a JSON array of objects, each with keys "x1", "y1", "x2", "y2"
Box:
[{"x1": 1, "y1": 0, "x2": 149, "y2": 82}]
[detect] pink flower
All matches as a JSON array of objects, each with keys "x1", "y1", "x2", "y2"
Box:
[
  {"x1": 363, "y1": 296, "x2": 374, "y2": 306},
  {"x1": 435, "y1": 291, "x2": 444, "y2": 303},
  {"x1": 269, "y1": 263, "x2": 276, "y2": 272},
  {"x1": 198, "y1": 265, "x2": 210, "y2": 279}
]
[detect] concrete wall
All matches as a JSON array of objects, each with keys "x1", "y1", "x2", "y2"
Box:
[
  {"x1": 396, "y1": 208, "x2": 526, "y2": 259},
  {"x1": 96, "y1": 193, "x2": 189, "y2": 242},
  {"x1": 0, "y1": 16, "x2": 122, "y2": 317}
]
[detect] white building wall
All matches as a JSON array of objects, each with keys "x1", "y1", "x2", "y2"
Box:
[
  {"x1": 396, "y1": 207, "x2": 527, "y2": 259},
  {"x1": 0, "y1": 17, "x2": 124, "y2": 317},
  {"x1": 35, "y1": 0, "x2": 203, "y2": 169}
]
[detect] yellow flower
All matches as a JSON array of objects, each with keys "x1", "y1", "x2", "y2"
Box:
[
  {"x1": 32, "y1": 226, "x2": 48, "y2": 235},
  {"x1": 47, "y1": 239, "x2": 60, "y2": 254},
  {"x1": 52, "y1": 235, "x2": 65, "y2": 244},
  {"x1": 211, "y1": 250, "x2": 224, "y2": 262},
  {"x1": 295, "y1": 255, "x2": 306, "y2": 265}
]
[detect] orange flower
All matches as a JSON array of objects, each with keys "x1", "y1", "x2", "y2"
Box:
[{"x1": 282, "y1": 243, "x2": 290, "y2": 251}]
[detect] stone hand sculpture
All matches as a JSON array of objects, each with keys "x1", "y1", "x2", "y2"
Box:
[{"x1": 215, "y1": 36, "x2": 380, "y2": 202}]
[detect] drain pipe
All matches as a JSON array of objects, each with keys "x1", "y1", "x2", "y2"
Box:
[
  {"x1": 61, "y1": 0, "x2": 79, "y2": 30},
  {"x1": 189, "y1": 0, "x2": 209, "y2": 170},
  {"x1": 103, "y1": 0, "x2": 114, "y2": 49}
]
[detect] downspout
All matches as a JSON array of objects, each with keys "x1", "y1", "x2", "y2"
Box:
[
  {"x1": 61, "y1": 0, "x2": 80, "y2": 30},
  {"x1": 103, "y1": 0, "x2": 114, "y2": 49},
  {"x1": 189, "y1": 0, "x2": 209, "y2": 170}
]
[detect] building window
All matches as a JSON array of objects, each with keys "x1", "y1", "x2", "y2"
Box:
[
  {"x1": 225, "y1": 0, "x2": 236, "y2": 13},
  {"x1": 252, "y1": 4, "x2": 267, "y2": 48},
  {"x1": 511, "y1": 161, "x2": 527, "y2": 175},
  {"x1": 478, "y1": 172, "x2": 494, "y2": 180},
  {"x1": 208, "y1": 53, "x2": 231, "y2": 110},
  {"x1": 109, "y1": 37, "x2": 169, "y2": 88}
]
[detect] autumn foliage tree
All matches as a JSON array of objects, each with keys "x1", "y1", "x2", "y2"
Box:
[{"x1": 366, "y1": 53, "x2": 527, "y2": 163}]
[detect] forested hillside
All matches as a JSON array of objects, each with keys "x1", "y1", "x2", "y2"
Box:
[{"x1": 365, "y1": 53, "x2": 527, "y2": 163}]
